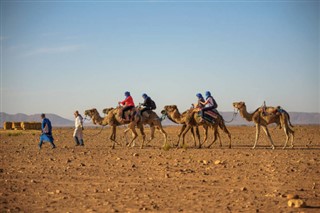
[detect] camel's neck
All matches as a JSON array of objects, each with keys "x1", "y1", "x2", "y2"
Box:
[
  {"x1": 167, "y1": 109, "x2": 185, "y2": 124},
  {"x1": 93, "y1": 113, "x2": 108, "y2": 126},
  {"x1": 239, "y1": 106, "x2": 254, "y2": 122}
]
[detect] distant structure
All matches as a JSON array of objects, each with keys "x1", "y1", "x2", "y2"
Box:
[{"x1": 3, "y1": 122, "x2": 41, "y2": 130}]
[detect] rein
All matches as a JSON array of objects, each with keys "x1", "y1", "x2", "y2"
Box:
[
  {"x1": 83, "y1": 126, "x2": 105, "y2": 136},
  {"x1": 82, "y1": 115, "x2": 106, "y2": 137},
  {"x1": 223, "y1": 109, "x2": 238, "y2": 123}
]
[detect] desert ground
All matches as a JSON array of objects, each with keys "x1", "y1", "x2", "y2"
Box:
[{"x1": 1, "y1": 125, "x2": 320, "y2": 212}]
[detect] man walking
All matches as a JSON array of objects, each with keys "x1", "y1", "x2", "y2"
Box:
[
  {"x1": 73, "y1": 110, "x2": 84, "y2": 146},
  {"x1": 39, "y1": 113, "x2": 56, "y2": 149}
]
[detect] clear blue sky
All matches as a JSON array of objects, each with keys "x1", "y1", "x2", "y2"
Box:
[{"x1": 1, "y1": 0, "x2": 319, "y2": 119}]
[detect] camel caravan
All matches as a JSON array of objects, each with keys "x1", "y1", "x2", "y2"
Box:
[{"x1": 84, "y1": 91, "x2": 295, "y2": 150}]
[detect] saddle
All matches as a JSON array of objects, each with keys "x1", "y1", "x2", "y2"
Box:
[
  {"x1": 260, "y1": 106, "x2": 282, "y2": 116},
  {"x1": 119, "y1": 107, "x2": 137, "y2": 122},
  {"x1": 198, "y1": 109, "x2": 219, "y2": 124}
]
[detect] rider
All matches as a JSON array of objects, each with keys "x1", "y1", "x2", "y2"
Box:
[
  {"x1": 195, "y1": 93, "x2": 206, "y2": 108},
  {"x1": 118, "y1": 91, "x2": 135, "y2": 121},
  {"x1": 199, "y1": 91, "x2": 218, "y2": 119},
  {"x1": 140, "y1": 93, "x2": 155, "y2": 118}
]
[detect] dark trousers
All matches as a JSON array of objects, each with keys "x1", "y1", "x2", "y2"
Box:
[
  {"x1": 200, "y1": 106, "x2": 216, "y2": 117},
  {"x1": 140, "y1": 107, "x2": 152, "y2": 116},
  {"x1": 122, "y1": 106, "x2": 134, "y2": 119}
]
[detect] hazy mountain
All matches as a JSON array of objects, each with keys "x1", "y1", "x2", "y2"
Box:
[
  {"x1": 0, "y1": 111, "x2": 319, "y2": 128},
  {"x1": 0, "y1": 112, "x2": 74, "y2": 127}
]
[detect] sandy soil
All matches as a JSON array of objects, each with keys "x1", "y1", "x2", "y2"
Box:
[{"x1": 1, "y1": 125, "x2": 320, "y2": 212}]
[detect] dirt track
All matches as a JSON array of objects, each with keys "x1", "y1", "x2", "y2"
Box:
[{"x1": 1, "y1": 125, "x2": 320, "y2": 212}]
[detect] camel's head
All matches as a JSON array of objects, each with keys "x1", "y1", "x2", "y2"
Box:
[
  {"x1": 233, "y1": 102, "x2": 246, "y2": 110},
  {"x1": 84, "y1": 108, "x2": 98, "y2": 118},
  {"x1": 163, "y1": 105, "x2": 178, "y2": 113},
  {"x1": 102, "y1": 107, "x2": 114, "y2": 115}
]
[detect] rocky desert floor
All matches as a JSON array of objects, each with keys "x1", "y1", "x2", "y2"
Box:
[{"x1": 1, "y1": 125, "x2": 320, "y2": 212}]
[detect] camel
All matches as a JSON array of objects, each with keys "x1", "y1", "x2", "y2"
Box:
[
  {"x1": 161, "y1": 106, "x2": 208, "y2": 148},
  {"x1": 102, "y1": 107, "x2": 168, "y2": 149},
  {"x1": 162, "y1": 105, "x2": 232, "y2": 148},
  {"x1": 84, "y1": 108, "x2": 145, "y2": 149},
  {"x1": 232, "y1": 101, "x2": 294, "y2": 149}
]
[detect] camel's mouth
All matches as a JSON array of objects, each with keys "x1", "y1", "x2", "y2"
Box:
[
  {"x1": 84, "y1": 109, "x2": 94, "y2": 117},
  {"x1": 163, "y1": 105, "x2": 176, "y2": 112},
  {"x1": 160, "y1": 110, "x2": 166, "y2": 115},
  {"x1": 232, "y1": 102, "x2": 244, "y2": 109}
]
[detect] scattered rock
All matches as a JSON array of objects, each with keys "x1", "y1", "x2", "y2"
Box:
[
  {"x1": 287, "y1": 194, "x2": 299, "y2": 199},
  {"x1": 133, "y1": 153, "x2": 139, "y2": 157},
  {"x1": 56, "y1": 190, "x2": 61, "y2": 194},
  {"x1": 287, "y1": 199, "x2": 306, "y2": 208},
  {"x1": 241, "y1": 187, "x2": 247, "y2": 191},
  {"x1": 214, "y1": 160, "x2": 222, "y2": 165}
]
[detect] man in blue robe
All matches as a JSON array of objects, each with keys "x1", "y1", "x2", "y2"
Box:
[{"x1": 39, "y1": 113, "x2": 56, "y2": 149}]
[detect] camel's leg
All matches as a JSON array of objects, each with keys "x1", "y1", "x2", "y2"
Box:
[
  {"x1": 181, "y1": 125, "x2": 192, "y2": 148},
  {"x1": 127, "y1": 124, "x2": 138, "y2": 148},
  {"x1": 207, "y1": 125, "x2": 221, "y2": 148},
  {"x1": 282, "y1": 126, "x2": 289, "y2": 149},
  {"x1": 189, "y1": 127, "x2": 196, "y2": 147},
  {"x1": 199, "y1": 126, "x2": 208, "y2": 148},
  {"x1": 177, "y1": 125, "x2": 187, "y2": 147},
  {"x1": 147, "y1": 125, "x2": 155, "y2": 144},
  {"x1": 290, "y1": 128, "x2": 295, "y2": 148},
  {"x1": 123, "y1": 127, "x2": 131, "y2": 146},
  {"x1": 195, "y1": 127, "x2": 200, "y2": 148},
  {"x1": 262, "y1": 126, "x2": 275, "y2": 150},
  {"x1": 139, "y1": 124, "x2": 146, "y2": 149},
  {"x1": 282, "y1": 124, "x2": 295, "y2": 149},
  {"x1": 131, "y1": 131, "x2": 136, "y2": 147},
  {"x1": 220, "y1": 122, "x2": 231, "y2": 148},
  {"x1": 158, "y1": 125, "x2": 168, "y2": 148},
  {"x1": 110, "y1": 126, "x2": 117, "y2": 149},
  {"x1": 253, "y1": 124, "x2": 261, "y2": 149}
]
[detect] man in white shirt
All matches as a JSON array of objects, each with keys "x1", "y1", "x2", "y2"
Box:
[{"x1": 73, "y1": 110, "x2": 84, "y2": 146}]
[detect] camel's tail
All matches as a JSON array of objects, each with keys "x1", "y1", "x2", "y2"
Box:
[{"x1": 281, "y1": 109, "x2": 294, "y2": 128}]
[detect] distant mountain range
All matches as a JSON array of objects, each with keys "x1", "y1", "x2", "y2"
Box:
[
  {"x1": 0, "y1": 111, "x2": 319, "y2": 128},
  {"x1": 0, "y1": 113, "x2": 74, "y2": 127}
]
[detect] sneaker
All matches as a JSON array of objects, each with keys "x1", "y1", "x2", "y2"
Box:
[{"x1": 52, "y1": 146, "x2": 56, "y2": 149}]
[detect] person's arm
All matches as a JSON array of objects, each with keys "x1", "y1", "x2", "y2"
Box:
[
  {"x1": 200, "y1": 99, "x2": 208, "y2": 105},
  {"x1": 119, "y1": 97, "x2": 128, "y2": 106},
  {"x1": 41, "y1": 120, "x2": 45, "y2": 132}
]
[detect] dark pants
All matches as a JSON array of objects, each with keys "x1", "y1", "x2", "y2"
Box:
[
  {"x1": 122, "y1": 106, "x2": 134, "y2": 119},
  {"x1": 140, "y1": 107, "x2": 152, "y2": 116},
  {"x1": 200, "y1": 106, "x2": 216, "y2": 117}
]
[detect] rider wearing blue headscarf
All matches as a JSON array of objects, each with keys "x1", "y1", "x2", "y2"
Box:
[
  {"x1": 140, "y1": 93, "x2": 156, "y2": 117},
  {"x1": 196, "y1": 93, "x2": 205, "y2": 108},
  {"x1": 118, "y1": 91, "x2": 135, "y2": 120},
  {"x1": 199, "y1": 91, "x2": 218, "y2": 118}
]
